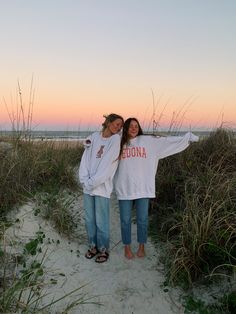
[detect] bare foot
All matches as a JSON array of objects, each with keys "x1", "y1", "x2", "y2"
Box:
[
  {"x1": 137, "y1": 244, "x2": 145, "y2": 258},
  {"x1": 124, "y1": 245, "x2": 134, "y2": 259}
]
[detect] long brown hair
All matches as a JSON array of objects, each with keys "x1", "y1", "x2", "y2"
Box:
[{"x1": 119, "y1": 117, "x2": 143, "y2": 157}]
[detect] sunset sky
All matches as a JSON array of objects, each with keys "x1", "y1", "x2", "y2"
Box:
[{"x1": 0, "y1": 0, "x2": 235, "y2": 131}]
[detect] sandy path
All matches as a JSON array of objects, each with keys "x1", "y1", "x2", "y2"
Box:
[{"x1": 5, "y1": 194, "x2": 183, "y2": 314}]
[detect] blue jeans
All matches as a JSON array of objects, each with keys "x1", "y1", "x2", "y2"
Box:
[
  {"x1": 83, "y1": 194, "x2": 110, "y2": 251},
  {"x1": 119, "y1": 198, "x2": 149, "y2": 245}
]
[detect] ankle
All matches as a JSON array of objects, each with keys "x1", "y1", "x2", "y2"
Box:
[
  {"x1": 124, "y1": 245, "x2": 134, "y2": 259},
  {"x1": 137, "y1": 244, "x2": 145, "y2": 257}
]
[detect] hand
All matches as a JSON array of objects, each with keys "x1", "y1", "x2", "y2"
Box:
[
  {"x1": 189, "y1": 133, "x2": 199, "y2": 142},
  {"x1": 84, "y1": 139, "x2": 91, "y2": 148},
  {"x1": 84, "y1": 178, "x2": 94, "y2": 191}
]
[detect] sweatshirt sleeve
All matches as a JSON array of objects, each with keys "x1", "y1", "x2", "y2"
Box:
[
  {"x1": 78, "y1": 136, "x2": 92, "y2": 185},
  {"x1": 156, "y1": 132, "x2": 199, "y2": 159},
  {"x1": 84, "y1": 135, "x2": 120, "y2": 190}
]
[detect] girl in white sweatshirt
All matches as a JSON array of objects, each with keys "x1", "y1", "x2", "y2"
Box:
[
  {"x1": 114, "y1": 117, "x2": 199, "y2": 259},
  {"x1": 79, "y1": 113, "x2": 124, "y2": 263}
]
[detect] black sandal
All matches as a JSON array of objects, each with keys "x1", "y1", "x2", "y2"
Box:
[
  {"x1": 85, "y1": 247, "x2": 98, "y2": 259},
  {"x1": 95, "y1": 251, "x2": 109, "y2": 263}
]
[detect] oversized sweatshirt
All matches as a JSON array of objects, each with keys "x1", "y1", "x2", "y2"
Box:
[
  {"x1": 114, "y1": 132, "x2": 199, "y2": 200},
  {"x1": 78, "y1": 132, "x2": 121, "y2": 198}
]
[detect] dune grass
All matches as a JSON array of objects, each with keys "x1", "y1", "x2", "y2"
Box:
[
  {"x1": 0, "y1": 138, "x2": 85, "y2": 313},
  {"x1": 0, "y1": 228, "x2": 94, "y2": 313},
  {"x1": 0, "y1": 139, "x2": 83, "y2": 216},
  {"x1": 1, "y1": 128, "x2": 236, "y2": 312},
  {"x1": 149, "y1": 128, "x2": 236, "y2": 312}
]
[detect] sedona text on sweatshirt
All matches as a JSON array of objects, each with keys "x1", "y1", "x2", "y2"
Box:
[
  {"x1": 121, "y1": 146, "x2": 147, "y2": 159},
  {"x1": 114, "y1": 132, "x2": 199, "y2": 200}
]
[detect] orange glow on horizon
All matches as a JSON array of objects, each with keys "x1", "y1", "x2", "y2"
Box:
[{"x1": 1, "y1": 87, "x2": 235, "y2": 131}]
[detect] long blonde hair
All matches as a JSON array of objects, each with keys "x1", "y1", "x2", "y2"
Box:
[{"x1": 102, "y1": 113, "x2": 124, "y2": 131}]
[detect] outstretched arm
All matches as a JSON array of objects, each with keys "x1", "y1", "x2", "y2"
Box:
[{"x1": 156, "y1": 132, "x2": 199, "y2": 159}]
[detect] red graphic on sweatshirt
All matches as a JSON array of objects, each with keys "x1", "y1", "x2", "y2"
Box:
[
  {"x1": 121, "y1": 146, "x2": 147, "y2": 159},
  {"x1": 96, "y1": 145, "x2": 105, "y2": 158}
]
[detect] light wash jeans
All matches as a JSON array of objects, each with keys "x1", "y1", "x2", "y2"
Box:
[
  {"x1": 119, "y1": 198, "x2": 149, "y2": 245},
  {"x1": 83, "y1": 193, "x2": 110, "y2": 251}
]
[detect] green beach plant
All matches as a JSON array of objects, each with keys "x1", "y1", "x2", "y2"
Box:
[
  {"x1": 0, "y1": 140, "x2": 83, "y2": 217},
  {"x1": 151, "y1": 128, "x2": 236, "y2": 288},
  {"x1": 0, "y1": 228, "x2": 96, "y2": 313},
  {"x1": 0, "y1": 139, "x2": 85, "y2": 312},
  {"x1": 3, "y1": 77, "x2": 35, "y2": 140},
  {"x1": 34, "y1": 190, "x2": 82, "y2": 237}
]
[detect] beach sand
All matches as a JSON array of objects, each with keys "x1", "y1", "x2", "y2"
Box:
[
  {"x1": 32, "y1": 139, "x2": 84, "y2": 148},
  {"x1": 5, "y1": 194, "x2": 183, "y2": 314}
]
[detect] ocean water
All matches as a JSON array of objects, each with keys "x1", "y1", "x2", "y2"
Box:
[
  {"x1": 0, "y1": 130, "x2": 212, "y2": 141},
  {"x1": 0, "y1": 130, "x2": 93, "y2": 141}
]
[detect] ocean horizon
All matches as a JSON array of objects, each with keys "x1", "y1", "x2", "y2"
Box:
[{"x1": 0, "y1": 129, "x2": 219, "y2": 141}]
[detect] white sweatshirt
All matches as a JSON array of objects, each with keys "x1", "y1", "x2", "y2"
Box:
[
  {"x1": 114, "y1": 132, "x2": 199, "y2": 200},
  {"x1": 79, "y1": 132, "x2": 121, "y2": 198}
]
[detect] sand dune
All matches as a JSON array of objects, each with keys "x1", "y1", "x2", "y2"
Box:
[{"x1": 5, "y1": 194, "x2": 183, "y2": 314}]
